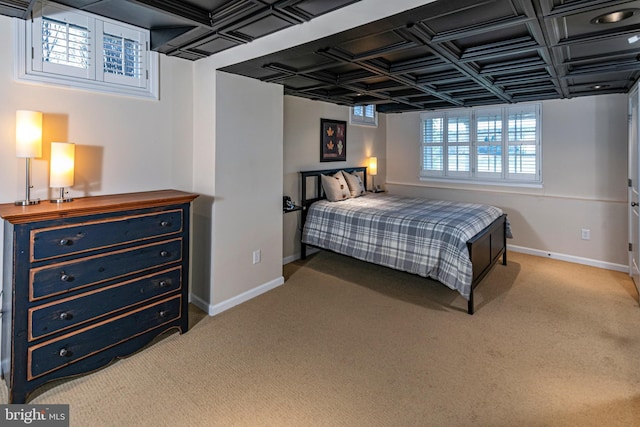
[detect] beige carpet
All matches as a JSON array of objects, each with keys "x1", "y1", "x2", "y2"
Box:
[{"x1": 1, "y1": 251, "x2": 639, "y2": 426}]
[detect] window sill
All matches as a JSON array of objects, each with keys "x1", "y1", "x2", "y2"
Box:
[{"x1": 418, "y1": 176, "x2": 543, "y2": 189}]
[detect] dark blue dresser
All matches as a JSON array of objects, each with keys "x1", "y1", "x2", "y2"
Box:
[{"x1": 0, "y1": 190, "x2": 198, "y2": 403}]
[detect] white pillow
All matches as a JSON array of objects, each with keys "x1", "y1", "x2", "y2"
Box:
[
  {"x1": 342, "y1": 171, "x2": 366, "y2": 197},
  {"x1": 321, "y1": 172, "x2": 350, "y2": 202}
]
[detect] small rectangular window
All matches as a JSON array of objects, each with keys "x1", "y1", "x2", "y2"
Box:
[
  {"x1": 350, "y1": 104, "x2": 378, "y2": 127},
  {"x1": 16, "y1": 1, "x2": 158, "y2": 99}
]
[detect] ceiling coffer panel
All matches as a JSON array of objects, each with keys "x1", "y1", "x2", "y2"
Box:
[
  {"x1": 0, "y1": 0, "x2": 33, "y2": 18},
  {"x1": 2, "y1": 0, "x2": 639, "y2": 112}
]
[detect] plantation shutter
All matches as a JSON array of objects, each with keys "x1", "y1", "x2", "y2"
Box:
[
  {"x1": 507, "y1": 104, "x2": 540, "y2": 181},
  {"x1": 99, "y1": 21, "x2": 148, "y2": 88},
  {"x1": 446, "y1": 111, "x2": 471, "y2": 177},
  {"x1": 34, "y1": 4, "x2": 94, "y2": 79},
  {"x1": 420, "y1": 113, "x2": 444, "y2": 176},
  {"x1": 475, "y1": 107, "x2": 504, "y2": 179}
]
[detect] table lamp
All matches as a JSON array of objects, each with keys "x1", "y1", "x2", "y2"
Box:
[
  {"x1": 50, "y1": 142, "x2": 75, "y2": 203},
  {"x1": 369, "y1": 156, "x2": 378, "y2": 191},
  {"x1": 15, "y1": 110, "x2": 43, "y2": 206}
]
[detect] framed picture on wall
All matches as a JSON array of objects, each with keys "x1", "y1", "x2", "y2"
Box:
[{"x1": 320, "y1": 118, "x2": 347, "y2": 162}]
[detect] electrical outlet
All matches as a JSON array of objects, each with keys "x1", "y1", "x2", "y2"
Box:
[
  {"x1": 581, "y1": 228, "x2": 590, "y2": 240},
  {"x1": 252, "y1": 249, "x2": 261, "y2": 264}
]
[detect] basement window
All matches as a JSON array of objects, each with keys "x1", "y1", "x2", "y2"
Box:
[
  {"x1": 420, "y1": 103, "x2": 542, "y2": 186},
  {"x1": 15, "y1": 1, "x2": 158, "y2": 99},
  {"x1": 350, "y1": 104, "x2": 378, "y2": 127}
]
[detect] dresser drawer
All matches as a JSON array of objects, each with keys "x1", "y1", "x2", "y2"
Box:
[
  {"x1": 28, "y1": 295, "x2": 181, "y2": 380},
  {"x1": 29, "y1": 267, "x2": 182, "y2": 341},
  {"x1": 30, "y1": 238, "x2": 182, "y2": 301},
  {"x1": 31, "y1": 210, "x2": 183, "y2": 262}
]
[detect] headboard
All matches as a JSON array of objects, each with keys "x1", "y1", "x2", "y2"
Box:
[{"x1": 299, "y1": 166, "x2": 367, "y2": 223}]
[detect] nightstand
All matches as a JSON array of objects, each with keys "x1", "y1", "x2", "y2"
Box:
[{"x1": 283, "y1": 206, "x2": 302, "y2": 214}]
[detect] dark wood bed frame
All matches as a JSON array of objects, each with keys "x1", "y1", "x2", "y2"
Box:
[{"x1": 299, "y1": 167, "x2": 507, "y2": 315}]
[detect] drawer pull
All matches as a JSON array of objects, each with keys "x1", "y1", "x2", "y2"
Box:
[
  {"x1": 158, "y1": 280, "x2": 169, "y2": 287},
  {"x1": 159, "y1": 310, "x2": 169, "y2": 318},
  {"x1": 60, "y1": 273, "x2": 72, "y2": 282},
  {"x1": 58, "y1": 238, "x2": 71, "y2": 246},
  {"x1": 58, "y1": 348, "x2": 69, "y2": 357},
  {"x1": 59, "y1": 312, "x2": 70, "y2": 320},
  {"x1": 160, "y1": 250, "x2": 170, "y2": 257},
  {"x1": 160, "y1": 221, "x2": 171, "y2": 227}
]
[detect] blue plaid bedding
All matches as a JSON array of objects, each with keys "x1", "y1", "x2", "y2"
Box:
[{"x1": 301, "y1": 193, "x2": 504, "y2": 300}]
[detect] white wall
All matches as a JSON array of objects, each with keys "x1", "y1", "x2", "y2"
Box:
[
  {"x1": 386, "y1": 94, "x2": 629, "y2": 269},
  {"x1": 0, "y1": 14, "x2": 194, "y2": 295},
  {"x1": 213, "y1": 71, "x2": 284, "y2": 304},
  {"x1": 190, "y1": 69, "x2": 284, "y2": 314},
  {"x1": 282, "y1": 96, "x2": 387, "y2": 262}
]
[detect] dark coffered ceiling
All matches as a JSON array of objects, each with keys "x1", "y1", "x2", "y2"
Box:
[
  {"x1": 221, "y1": 0, "x2": 640, "y2": 113},
  {"x1": 2, "y1": 0, "x2": 640, "y2": 113}
]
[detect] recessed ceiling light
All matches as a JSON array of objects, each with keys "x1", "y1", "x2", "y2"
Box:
[
  {"x1": 592, "y1": 84, "x2": 609, "y2": 90},
  {"x1": 591, "y1": 9, "x2": 638, "y2": 24}
]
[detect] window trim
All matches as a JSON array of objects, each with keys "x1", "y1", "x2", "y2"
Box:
[
  {"x1": 419, "y1": 103, "x2": 542, "y2": 186},
  {"x1": 350, "y1": 104, "x2": 378, "y2": 127},
  {"x1": 14, "y1": 1, "x2": 159, "y2": 100}
]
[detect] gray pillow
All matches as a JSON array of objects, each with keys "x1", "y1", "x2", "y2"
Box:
[
  {"x1": 342, "y1": 171, "x2": 366, "y2": 197},
  {"x1": 321, "y1": 172, "x2": 350, "y2": 202}
]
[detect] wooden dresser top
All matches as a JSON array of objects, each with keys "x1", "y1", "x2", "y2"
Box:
[{"x1": 0, "y1": 190, "x2": 199, "y2": 224}]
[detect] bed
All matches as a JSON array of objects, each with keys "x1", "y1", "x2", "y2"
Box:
[{"x1": 299, "y1": 167, "x2": 507, "y2": 315}]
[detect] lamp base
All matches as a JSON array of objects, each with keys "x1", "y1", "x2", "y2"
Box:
[
  {"x1": 50, "y1": 187, "x2": 73, "y2": 203},
  {"x1": 50, "y1": 197, "x2": 73, "y2": 203},
  {"x1": 15, "y1": 199, "x2": 40, "y2": 206}
]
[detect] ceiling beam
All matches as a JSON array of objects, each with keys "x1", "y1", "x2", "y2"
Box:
[
  {"x1": 317, "y1": 47, "x2": 465, "y2": 106},
  {"x1": 131, "y1": 0, "x2": 213, "y2": 27},
  {"x1": 400, "y1": 23, "x2": 513, "y2": 104}
]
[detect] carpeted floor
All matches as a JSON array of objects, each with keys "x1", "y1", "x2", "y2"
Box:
[{"x1": 1, "y1": 251, "x2": 639, "y2": 426}]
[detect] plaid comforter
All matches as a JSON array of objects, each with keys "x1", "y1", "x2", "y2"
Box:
[{"x1": 301, "y1": 193, "x2": 504, "y2": 300}]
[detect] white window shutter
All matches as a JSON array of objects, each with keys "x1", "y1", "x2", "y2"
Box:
[
  {"x1": 34, "y1": 4, "x2": 94, "y2": 80},
  {"x1": 420, "y1": 113, "x2": 445, "y2": 176},
  {"x1": 507, "y1": 104, "x2": 540, "y2": 181},
  {"x1": 99, "y1": 21, "x2": 148, "y2": 88}
]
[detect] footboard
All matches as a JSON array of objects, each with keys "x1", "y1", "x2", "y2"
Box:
[{"x1": 466, "y1": 213, "x2": 507, "y2": 314}]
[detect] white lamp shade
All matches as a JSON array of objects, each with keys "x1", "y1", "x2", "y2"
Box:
[
  {"x1": 369, "y1": 156, "x2": 378, "y2": 176},
  {"x1": 16, "y1": 110, "x2": 43, "y2": 158},
  {"x1": 50, "y1": 142, "x2": 75, "y2": 188}
]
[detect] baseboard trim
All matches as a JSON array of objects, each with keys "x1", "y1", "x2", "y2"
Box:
[
  {"x1": 282, "y1": 254, "x2": 299, "y2": 265},
  {"x1": 189, "y1": 293, "x2": 210, "y2": 314},
  {"x1": 189, "y1": 276, "x2": 285, "y2": 316},
  {"x1": 508, "y1": 244, "x2": 628, "y2": 273},
  {"x1": 282, "y1": 247, "x2": 320, "y2": 265}
]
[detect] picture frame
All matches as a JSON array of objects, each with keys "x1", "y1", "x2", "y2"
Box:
[{"x1": 320, "y1": 118, "x2": 347, "y2": 162}]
